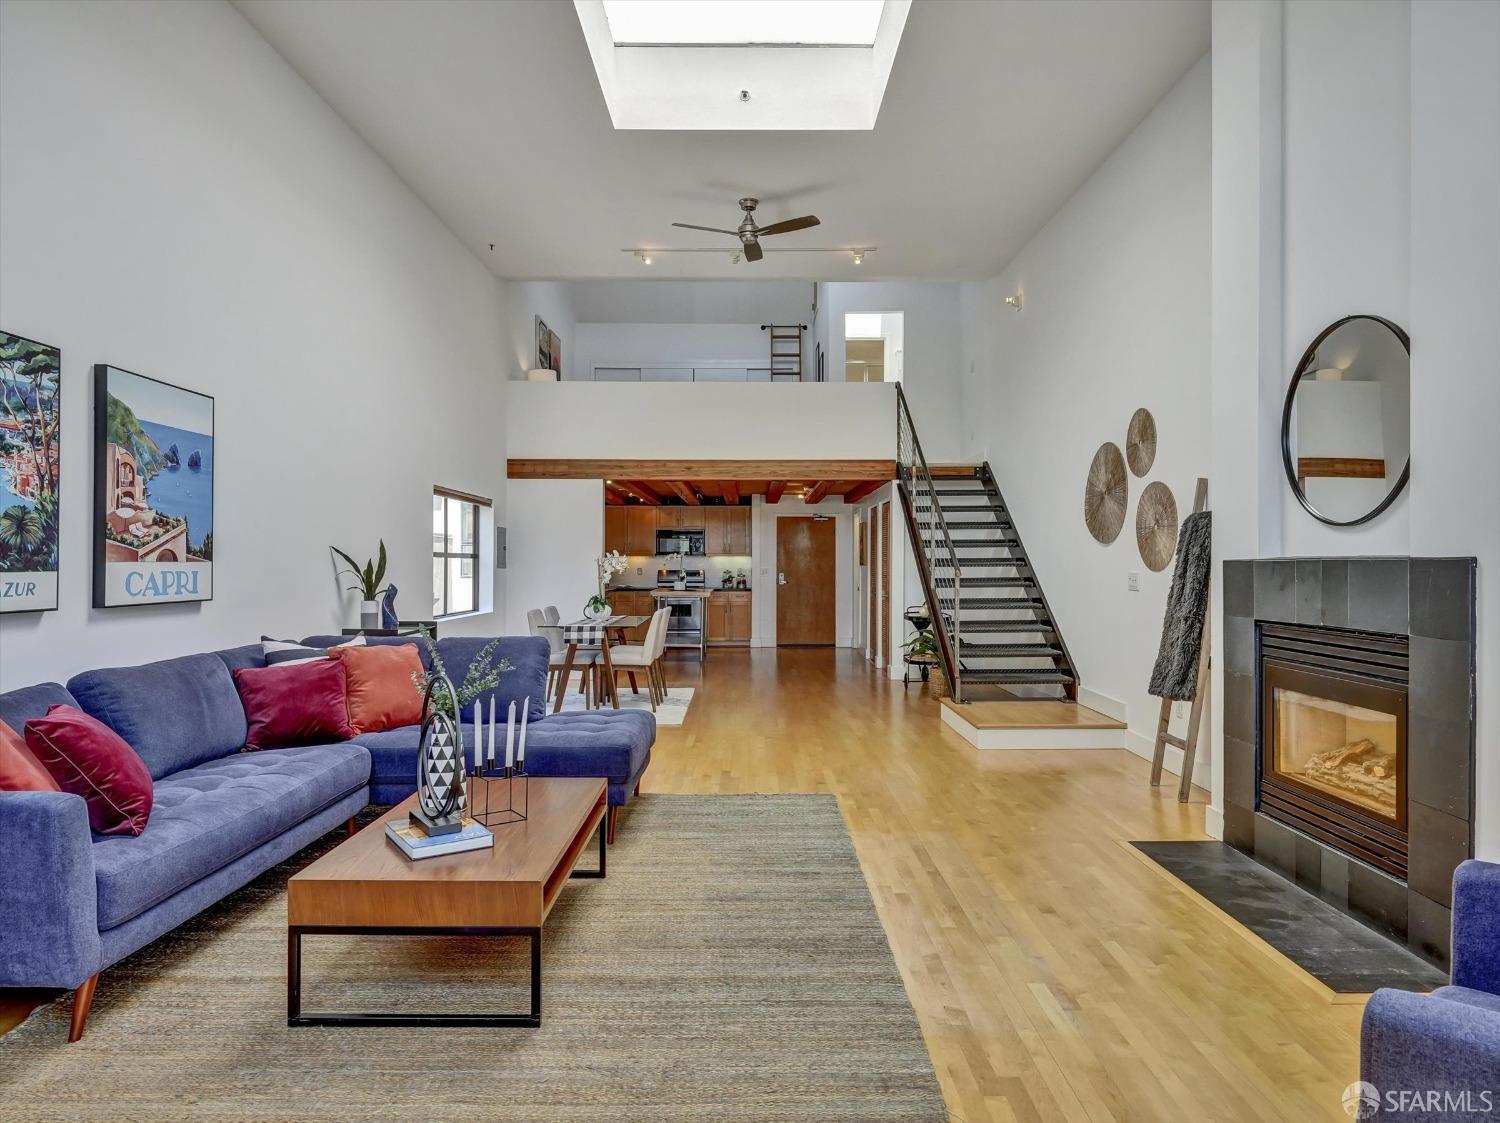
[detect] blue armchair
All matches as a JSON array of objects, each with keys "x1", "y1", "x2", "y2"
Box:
[{"x1": 1361, "y1": 860, "x2": 1500, "y2": 1114}]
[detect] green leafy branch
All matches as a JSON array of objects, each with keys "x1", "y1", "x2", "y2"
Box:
[{"x1": 409, "y1": 624, "x2": 513, "y2": 716}]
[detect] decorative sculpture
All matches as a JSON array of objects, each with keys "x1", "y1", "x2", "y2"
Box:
[
  {"x1": 1084, "y1": 442, "x2": 1129, "y2": 544},
  {"x1": 1135, "y1": 481, "x2": 1179, "y2": 572},
  {"x1": 1126, "y1": 408, "x2": 1157, "y2": 477},
  {"x1": 409, "y1": 672, "x2": 467, "y2": 837},
  {"x1": 379, "y1": 583, "x2": 399, "y2": 630}
]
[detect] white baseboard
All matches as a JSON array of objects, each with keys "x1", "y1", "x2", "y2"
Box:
[
  {"x1": 1205, "y1": 804, "x2": 1224, "y2": 840},
  {"x1": 940, "y1": 703, "x2": 1127, "y2": 750},
  {"x1": 1077, "y1": 687, "x2": 1127, "y2": 722}
]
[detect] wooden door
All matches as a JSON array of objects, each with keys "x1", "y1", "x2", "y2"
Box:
[
  {"x1": 725, "y1": 507, "x2": 752, "y2": 553},
  {"x1": 776, "y1": 517, "x2": 836, "y2": 646},
  {"x1": 604, "y1": 506, "x2": 628, "y2": 556},
  {"x1": 626, "y1": 507, "x2": 656, "y2": 555}
]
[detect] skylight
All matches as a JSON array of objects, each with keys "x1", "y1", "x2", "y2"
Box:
[{"x1": 601, "y1": 0, "x2": 885, "y2": 47}]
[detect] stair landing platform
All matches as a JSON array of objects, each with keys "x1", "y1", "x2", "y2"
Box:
[{"x1": 940, "y1": 698, "x2": 1127, "y2": 750}]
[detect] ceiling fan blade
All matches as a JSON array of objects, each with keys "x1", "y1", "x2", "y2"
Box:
[
  {"x1": 755, "y1": 215, "x2": 821, "y2": 237},
  {"x1": 743, "y1": 239, "x2": 764, "y2": 262},
  {"x1": 671, "y1": 222, "x2": 740, "y2": 236}
]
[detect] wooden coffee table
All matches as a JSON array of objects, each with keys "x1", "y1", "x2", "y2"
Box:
[{"x1": 287, "y1": 775, "x2": 607, "y2": 1028}]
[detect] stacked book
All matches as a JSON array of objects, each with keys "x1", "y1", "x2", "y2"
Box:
[{"x1": 385, "y1": 816, "x2": 493, "y2": 860}]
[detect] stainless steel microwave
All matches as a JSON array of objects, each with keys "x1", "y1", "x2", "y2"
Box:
[{"x1": 655, "y1": 530, "x2": 705, "y2": 556}]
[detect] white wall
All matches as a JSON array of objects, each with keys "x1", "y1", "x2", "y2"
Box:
[
  {"x1": 1210, "y1": 0, "x2": 1500, "y2": 858},
  {"x1": 573, "y1": 323, "x2": 771, "y2": 379},
  {"x1": 503, "y1": 479, "x2": 601, "y2": 634},
  {"x1": 505, "y1": 381, "x2": 897, "y2": 460},
  {"x1": 821, "y1": 282, "x2": 964, "y2": 459},
  {"x1": 570, "y1": 280, "x2": 814, "y2": 325},
  {"x1": 509, "y1": 281, "x2": 575, "y2": 379},
  {"x1": 960, "y1": 56, "x2": 1212, "y2": 759},
  {"x1": 0, "y1": 0, "x2": 510, "y2": 689}
]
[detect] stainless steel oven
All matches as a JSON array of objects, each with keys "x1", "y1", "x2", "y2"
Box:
[{"x1": 656, "y1": 568, "x2": 706, "y2": 655}]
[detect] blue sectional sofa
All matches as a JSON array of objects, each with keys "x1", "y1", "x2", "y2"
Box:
[
  {"x1": 1361, "y1": 860, "x2": 1500, "y2": 1114},
  {"x1": 0, "y1": 634, "x2": 653, "y2": 1041}
]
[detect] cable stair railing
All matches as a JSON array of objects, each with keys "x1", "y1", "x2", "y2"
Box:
[{"x1": 895, "y1": 385, "x2": 964, "y2": 702}]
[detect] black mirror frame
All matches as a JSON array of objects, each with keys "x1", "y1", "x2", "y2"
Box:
[{"x1": 1280, "y1": 313, "x2": 1411, "y2": 528}]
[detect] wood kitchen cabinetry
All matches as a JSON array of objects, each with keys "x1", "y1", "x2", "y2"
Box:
[
  {"x1": 625, "y1": 508, "x2": 656, "y2": 555},
  {"x1": 707, "y1": 590, "x2": 752, "y2": 645},
  {"x1": 705, "y1": 507, "x2": 752, "y2": 555},
  {"x1": 656, "y1": 507, "x2": 703, "y2": 530},
  {"x1": 604, "y1": 506, "x2": 628, "y2": 556}
]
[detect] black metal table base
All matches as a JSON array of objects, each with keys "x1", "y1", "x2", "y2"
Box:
[{"x1": 287, "y1": 821, "x2": 606, "y2": 1028}]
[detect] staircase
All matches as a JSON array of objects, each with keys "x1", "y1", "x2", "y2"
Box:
[{"x1": 895, "y1": 386, "x2": 1079, "y2": 703}]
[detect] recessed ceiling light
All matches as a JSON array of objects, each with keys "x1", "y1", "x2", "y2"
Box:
[
  {"x1": 602, "y1": 0, "x2": 885, "y2": 46},
  {"x1": 638, "y1": 251, "x2": 653, "y2": 265},
  {"x1": 852, "y1": 251, "x2": 864, "y2": 265}
]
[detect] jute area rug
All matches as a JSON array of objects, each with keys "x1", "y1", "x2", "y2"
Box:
[{"x1": 1, "y1": 795, "x2": 946, "y2": 1122}]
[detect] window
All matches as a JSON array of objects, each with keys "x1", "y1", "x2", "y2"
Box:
[{"x1": 432, "y1": 488, "x2": 489, "y2": 617}]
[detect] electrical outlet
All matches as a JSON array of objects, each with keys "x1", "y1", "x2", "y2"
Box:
[
  {"x1": 635, "y1": 566, "x2": 644, "y2": 576},
  {"x1": 1127, "y1": 572, "x2": 1141, "y2": 592}
]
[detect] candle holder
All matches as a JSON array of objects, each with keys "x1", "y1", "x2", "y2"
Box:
[{"x1": 467, "y1": 758, "x2": 528, "y2": 826}]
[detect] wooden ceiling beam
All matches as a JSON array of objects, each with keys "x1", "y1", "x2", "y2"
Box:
[
  {"x1": 804, "y1": 481, "x2": 833, "y2": 504},
  {"x1": 666, "y1": 481, "x2": 699, "y2": 505},
  {"x1": 721, "y1": 480, "x2": 740, "y2": 505},
  {"x1": 842, "y1": 479, "x2": 885, "y2": 504},
  {"x1": 615, "y1": 480, "x2": 662, "y2": 505},
  {"x1": 766, "y1": 481, "x2": 786, "y2": 504},
  {"x1": 508, "y1": 459, "x2": 896, "y2": 481}
]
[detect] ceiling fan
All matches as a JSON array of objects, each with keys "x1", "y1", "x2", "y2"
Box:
[{"x1": 672, "y1": 197, "x2": 820, "y2": 263}]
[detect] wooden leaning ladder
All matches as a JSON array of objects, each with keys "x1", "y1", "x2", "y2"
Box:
[{"x1": 1150, "y1": 477, "x2": 1210, "y2": 802}]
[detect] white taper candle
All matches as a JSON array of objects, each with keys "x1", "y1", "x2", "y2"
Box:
[
  {"x1": 505, "y1": 700, "x2": 516, "y2": 768},
  {"x1": 518, "y1": 697, "x2": 529, "y2": 767}
]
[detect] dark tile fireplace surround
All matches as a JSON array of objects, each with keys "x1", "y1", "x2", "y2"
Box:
[{"x1": 1222, "y1": 557, "x2": 1476, "y2": 967}]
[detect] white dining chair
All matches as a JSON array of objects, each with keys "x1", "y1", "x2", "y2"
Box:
[
  {"x1": 543, "y1": 605, "x2": 561, "y2": 626},
  {"x1": 604, "y1": 607, "x2": 671, "y2": 710},
  {"x1": 528, "y1": 608, "x2": 598, "y2": 708}
]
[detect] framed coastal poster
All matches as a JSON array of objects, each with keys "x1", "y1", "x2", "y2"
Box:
[
  {"x1": 0, "y1": 331, "x2": 62, "y2": 613},
  {"x1": 93, "y1": 365, "x2": 214, "y2": 607}
]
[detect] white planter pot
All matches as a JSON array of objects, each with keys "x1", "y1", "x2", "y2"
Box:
[
  {"x1": 584, "y1": 601, "x2": 611, "y2": 622},
  {"x1": 360, "y1": 599, "x2": 380, "y2": 629}
]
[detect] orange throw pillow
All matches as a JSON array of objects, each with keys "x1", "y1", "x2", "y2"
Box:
[
  {"x1": 328, "y1": 643, "x2": 425, "y2": 734},
  {"x1": 0, "y1": 719, "x2": 61, "y2": 792}
]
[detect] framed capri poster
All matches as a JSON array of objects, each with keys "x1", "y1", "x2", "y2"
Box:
[
  {"x1": 93, "y1": 365, "x2": 214, "y2": 607},
  {"x1": 0, "y1": 331, "x2": 62, "y2": 613}
]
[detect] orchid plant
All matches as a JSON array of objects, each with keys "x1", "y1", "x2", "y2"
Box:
[{"x1": 588, "y1": 550, "x2": 628, "y2": 614}]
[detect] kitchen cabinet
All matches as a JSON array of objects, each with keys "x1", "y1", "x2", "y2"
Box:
[
  {"x1": 656, "y1": 506, "x2": 703, "y2": 531},
  {"x1": 708, "y1": 590, "x2": 752, "y2": 645},
  {"x1": 604, "y1": 506, "x2": 628, "y2": 557},
  {"x1": 625, "y1": 507, "x2": 656, "y2": 555},
  {"x1": 706, "y1": 506, "x2": 752, "y2": 554}
]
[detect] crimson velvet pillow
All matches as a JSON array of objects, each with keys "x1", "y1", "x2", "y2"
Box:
[
  {"x1": 24, "y1": 705, "x2": 153, "y2": 836},
  {"x1": 232, "y1": 658, "x2": 355, "y2": 751}
]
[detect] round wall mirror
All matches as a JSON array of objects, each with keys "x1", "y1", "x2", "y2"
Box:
[{"x1": 1281, "y1": 314, "x2": 1410, "y2": 526}]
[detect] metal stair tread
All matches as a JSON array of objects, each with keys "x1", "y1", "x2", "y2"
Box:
[
  {"x1": 959, "y1": 643, "x2": 1064, "y2": 656},
  {"x1": 958, "y1": 621, "x2": 1058, "y2": 633},
  {"x1": 959, "y1": 668, "x2": 1077, "y2": 683}
]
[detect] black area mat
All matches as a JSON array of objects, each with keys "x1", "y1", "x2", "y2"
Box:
[{"x1": 1133, "y1": 840, "x2": 1447, "y2": 993}]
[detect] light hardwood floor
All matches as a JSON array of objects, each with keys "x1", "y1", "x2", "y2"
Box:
[
  {"x1": 641, "y1": 648, "x2": 1362, "y2": 1122},
  {"x1": 3, "y1": 649, "x2": 1362, "y2": 1119}
]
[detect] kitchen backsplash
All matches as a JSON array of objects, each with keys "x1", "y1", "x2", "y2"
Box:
[{"x1": 609, "y1": 554, "x2": 752, "y2": 588}]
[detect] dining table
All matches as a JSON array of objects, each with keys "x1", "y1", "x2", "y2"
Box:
[{"x1": 553, "y1": 615, "x2": 650, "y2": 712}]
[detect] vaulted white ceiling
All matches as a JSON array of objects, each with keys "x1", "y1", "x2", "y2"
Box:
[{"x1": 233, "y1": 0, "x2": 1207, "y2": 281}]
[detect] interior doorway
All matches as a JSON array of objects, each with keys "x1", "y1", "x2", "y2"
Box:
[
  {"x1": 843, "y1": 311, "x2": 904, "y2": 383},
  {"x1": 776, "y1": 516, "x2": 837, "y2": 645}
]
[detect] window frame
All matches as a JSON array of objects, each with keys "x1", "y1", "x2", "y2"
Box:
[{"x1": 432, "y1": 486, "x2": 490, "y2": 619}]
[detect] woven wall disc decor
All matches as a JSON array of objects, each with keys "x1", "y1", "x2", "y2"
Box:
[
  {"x1": 1084, "y1": 442, "x2": 1129, "y2": 544},
  {"x1": 1126, "y1": 407, "x2": 1157, "y2": 477},
  {"x1": 1135, "y1": 480, "x2": 1179, "y2": 572}
]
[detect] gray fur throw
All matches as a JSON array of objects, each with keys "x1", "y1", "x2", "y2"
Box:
[{"x1": 1148, "y1": 510, "x2": 1212, "y2": 701}]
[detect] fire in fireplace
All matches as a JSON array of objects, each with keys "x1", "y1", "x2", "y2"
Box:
[{"x1": 1258, "y1": 623, "x2": 1409, "y2": 878}]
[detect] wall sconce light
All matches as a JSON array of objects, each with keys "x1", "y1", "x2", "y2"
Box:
[
  {"x1": 637, "y1": 252, "x2": 653, "y2": 265},
  {"x1": 1004, "y1": 292, "x2": 1023, "y2": 311},
  {"x1": 852, "y1": 251, "x2": 864, "y2": 265}
]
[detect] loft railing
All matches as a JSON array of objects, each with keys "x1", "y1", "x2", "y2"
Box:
[{"x1": 894, "y1": 384, "x2": 962, "y2": 702}]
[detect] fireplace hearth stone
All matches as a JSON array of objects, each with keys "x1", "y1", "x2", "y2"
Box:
[{"x1": 1221, "y1": 557, "x2": 1476, "y2": 968}]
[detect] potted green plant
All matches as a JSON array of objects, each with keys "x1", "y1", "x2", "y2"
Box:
[
  {"x1": 902, "y1": 627, "x2": 947, "y2": 697},
  {"x1": 331, "y1": 540, "x2": 387, "y2": 630},
  {"x1": 588, "y1": 550, "x2": 627, "y2": 621}
]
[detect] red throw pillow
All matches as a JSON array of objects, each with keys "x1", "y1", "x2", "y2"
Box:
[
  {"x1": 232, "y1": 659, "x2": 355, "y2": 751},
  {"x1": 1, "y1": 719, "x2": 61, "y2": 792},
  {"x1": 327, "y1": 644, "x2": 425, "y2": 734},
  {"x1": 25, "y1": 705, "x2": 152, "y2": 835}
]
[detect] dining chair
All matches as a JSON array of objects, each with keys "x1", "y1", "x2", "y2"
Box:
[
  {"x1": 543, "y1": 605, "x2": 561, "y2": 626},
  {"x1": 604, "y1": 607, "x2": 671, "y2": 711},
  {"x1": 528, "y1": 608, "x2": 598, "y2": 708}
]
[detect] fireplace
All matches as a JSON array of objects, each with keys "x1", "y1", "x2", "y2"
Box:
[{"x1": 1258, "y1": 623, "x2": 1408, "y2": 878}]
